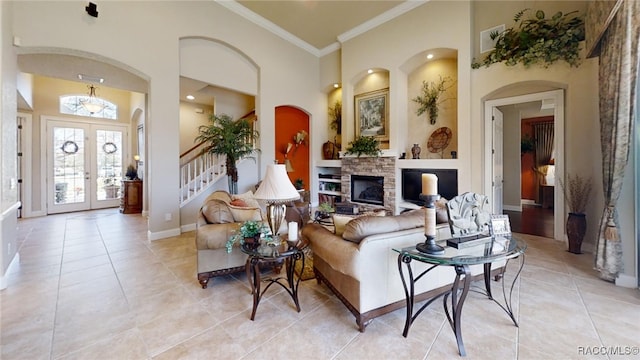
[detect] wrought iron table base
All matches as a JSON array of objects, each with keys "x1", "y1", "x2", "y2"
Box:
[
  {"x1": 398, "y1": 254, "x2": 525, "y2": 356},
  {"x1": 246, "y1": 251, "x2": 304, "y2": 320}
]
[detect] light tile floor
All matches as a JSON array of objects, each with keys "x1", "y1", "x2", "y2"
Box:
[{"x1": 2, "y1": 209, "x2": 639, "y2": 359}]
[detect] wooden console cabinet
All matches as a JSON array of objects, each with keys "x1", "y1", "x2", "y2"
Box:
[{"x1": 120, "y1": 179, "x2": 143, "y2": 214}]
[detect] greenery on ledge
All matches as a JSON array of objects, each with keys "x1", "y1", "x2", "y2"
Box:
[
  {"x1": 344, "y1": 136, "x2": 381, "y2": 157},
  {"x1": 472, "y1": 9, "x2": 585, "y2": 69}
]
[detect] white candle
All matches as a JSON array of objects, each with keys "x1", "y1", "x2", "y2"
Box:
[
  {"x1": 425, "y1": 207, "x2": 436, "y2": 236},
  {"x1": 288, "y1": 222, "x2": 298, "y2": 240},
  {"x1": 421, "y1": 174, "x2": 438, "y2": 195}
]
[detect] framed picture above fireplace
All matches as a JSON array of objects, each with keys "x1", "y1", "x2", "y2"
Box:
[{"x1": 355, "y1": 88, "x2": 389, "y2": 141}]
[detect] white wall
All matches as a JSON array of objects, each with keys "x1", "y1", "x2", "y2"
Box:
[
  {"x1": 11, "y1": 1, "x2": 322, "y2": 239},
  {"x1": 0, "y1": 0, "x2": 19, "y2": 286}
]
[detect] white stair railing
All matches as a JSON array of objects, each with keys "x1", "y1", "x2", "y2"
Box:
[{"x1": 180, "y1": 150, "x2": 226, "y2": 205}]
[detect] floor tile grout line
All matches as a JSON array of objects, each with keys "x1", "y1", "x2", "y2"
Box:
[{"x1": 49, "y1": 214, "x2": 70, "y2": 360}]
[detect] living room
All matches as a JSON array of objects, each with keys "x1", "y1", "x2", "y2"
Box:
[{"x1": 0, "y1": 0, "x2": 638, "y2": 358}]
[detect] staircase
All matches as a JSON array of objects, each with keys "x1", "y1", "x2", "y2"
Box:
[{"x1": 179, "y1": 142, "x2": 226, "y2": 206}]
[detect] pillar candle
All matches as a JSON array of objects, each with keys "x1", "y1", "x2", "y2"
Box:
[
  {"x1": 288, "y1": 222, "x2": 298, "y2": 240},
  {"x1": 425, "y1": 207, "x2": 436, "y2": 236},
  {"x1": 421, "y1": 174, "x2": 438, "y2": 195}
]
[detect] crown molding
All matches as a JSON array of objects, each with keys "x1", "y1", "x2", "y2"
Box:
[
  {"x1": 337, "y1": 0, "x2": 427, "y2": 44},
  {"x1": 216, "y1": 0, "x2": 321, "y2": 57},
  {"x1": 217, "y1": 0, "x2": 428, "y2": 58}
]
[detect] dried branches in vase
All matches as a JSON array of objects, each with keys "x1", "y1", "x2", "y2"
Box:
[{"x1": 558, "y1": 173, "x2": 592, "y2": 214}]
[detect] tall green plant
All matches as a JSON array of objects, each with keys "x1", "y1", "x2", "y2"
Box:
[{"x1": 195, "y1": 114, "x2": 260, "y2": 194}]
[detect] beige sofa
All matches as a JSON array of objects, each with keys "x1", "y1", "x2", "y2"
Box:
[
  {"x1": 302, "y1": 209, "x2": 500, "y2": 332},
  {"x1": 196, "y1": 190, "x2": 308, "y2": 289}
]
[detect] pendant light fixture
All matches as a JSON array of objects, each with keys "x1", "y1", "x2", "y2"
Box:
[{"x1": 80, "y1": 84, "x2": 105, "y2": 114}]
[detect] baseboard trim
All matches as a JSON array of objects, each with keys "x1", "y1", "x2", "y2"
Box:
[
  {"x1": 0, "y1": 253, "x2": 20, "y2": 290},
  {"x1": 615, "y1": 273, "x2": 638, "y2": 288},
  {"x1": 521, "y1": 199, "x2": 538, "y2": 206},
  {"x1": 503, "y1": 205, "x2": 521, "y2": 212},
  {"x1": 147, "y1": 228, "x2": 181, "y2": 241},
  {"x1": 181, "y1": 223, "x2": 196, "y2": 232}
]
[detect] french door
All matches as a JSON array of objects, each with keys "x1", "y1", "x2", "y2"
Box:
[{"x1": 46, "y1": 119, "x2": 128, "y2": 214}]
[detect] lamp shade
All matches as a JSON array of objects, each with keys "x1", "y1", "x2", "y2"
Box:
[{"x1": 254, "y1": 164, "x2": 300, "y2": 203}]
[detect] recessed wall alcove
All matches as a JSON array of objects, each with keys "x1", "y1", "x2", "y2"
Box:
[{"x1": 401, "y1": 48, "x2": 458, "y2": 160}]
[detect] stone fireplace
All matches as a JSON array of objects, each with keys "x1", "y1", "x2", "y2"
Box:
[
  {"x1": 341, "y1": 156, "x2": 396, "y2": 213},
  {"x1": 351, "y1": 175, "x2": 384, "y2": 206}
]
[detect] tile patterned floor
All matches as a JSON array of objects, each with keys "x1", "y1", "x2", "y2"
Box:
[{"x1": 2, "y1": 209, "x2": 639, "y2": 359}]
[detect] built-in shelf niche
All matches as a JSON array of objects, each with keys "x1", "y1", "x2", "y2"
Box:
[{"x1": 405, "y1": 49, "x2": 458, "y2": 160}]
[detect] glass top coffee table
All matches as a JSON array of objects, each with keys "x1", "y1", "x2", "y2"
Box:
[
  {"x1": 241, "y1": 235, "x2": 308, "y2": 321},
  {"x1": 393, "y1": 235, "x2": 527, "y2": 356}
]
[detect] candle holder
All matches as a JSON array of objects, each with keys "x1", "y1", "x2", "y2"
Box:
[{"x1": 417, "y1": 194, "x2": 445, "y2": 255}]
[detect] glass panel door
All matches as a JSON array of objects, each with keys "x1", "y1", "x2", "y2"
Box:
[
  {"x1": 93, "y1": 128, "x2": 124, "y2": 207},
  {"x1": 48, "y1": 122, "x2": 90, "y2": 213},
  {"x1": 47, "y1": 119, "x2": 128, "y2": 214}
]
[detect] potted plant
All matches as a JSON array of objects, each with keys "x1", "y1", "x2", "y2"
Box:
[
  {"x1": 344, "y1": 136, "x2": 381, "y2": 157},
  {"x1": 226, "y1": 220, "x2": 269, "y2": 253},
  {"x1": 412, "y1": 76, "x2": 453, "y2": 124},
  {"x1": 316, "y1": 202, "x2": 335, "y2": 220},
  {"x1": 472, "y1": 8, "x2": 585, "y2": 69},
  {"x1": 195, "y1": 113, "x2": 260, "y2": 194},
  {"x1": 558, "y1": 173, "x2": 592, "y2": 254},
  {"x1": 294, "y1": 178, "x2": 304, "y2": 190},
  {"x1": 125, "y1": 164, "x2": 138, "y2": 180}
]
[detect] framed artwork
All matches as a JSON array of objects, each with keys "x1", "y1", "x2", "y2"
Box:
[
  {"x1": 490, "y1": 214, "x2": 511, "y2": 236},
  {"x1": 355, "y1": 88, "x2": 389, "y2": 141}
]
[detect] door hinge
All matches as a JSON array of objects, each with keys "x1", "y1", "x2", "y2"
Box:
[
  {"x1": 17, "y1": 124, "x2": 23, "y2": 129},
  {"x1": 492, "y1": 116, "x2": 495, "y2": 121},
  {"x1": 492, "y1": 149, "x2": 495, "y2": 154},
  {"x1": 17, "y1": 179, "x2": 22, "y2": 184},
  {"x1": 17, "y1": 152, "x2": 22, "y2": 157}
]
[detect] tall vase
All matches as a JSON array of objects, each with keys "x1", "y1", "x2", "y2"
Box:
[
  {"x1": 411, "y1": 144, "x2": 421, "y2": 159},
  {"x1": 566, "y1": 212, "x2": 586, "y2": 254}
]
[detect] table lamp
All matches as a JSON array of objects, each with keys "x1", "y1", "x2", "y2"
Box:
[
  {"x1": 417, "y1": 173, "x2": 445, "y2": 255},
  {"x1": 254, "y1": 164, "x2": 301, "y2": 241}
]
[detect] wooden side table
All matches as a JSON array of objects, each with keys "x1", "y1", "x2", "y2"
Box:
[{"x1": 120, "y1": 179, "x2": 143, "y2": 214}]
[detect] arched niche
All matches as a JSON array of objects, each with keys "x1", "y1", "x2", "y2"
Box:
[
  {"x1": 275, "y1": 105, "x2": 310, "y2": 191},
  {"x1": 350, "y1": 68, "x2": 390, "y2": 149},
  {"x1": 401, "y1": 48, "x2": 458, "y2": 159}
]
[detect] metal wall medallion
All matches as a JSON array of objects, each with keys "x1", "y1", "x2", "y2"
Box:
[
  {"x1": 61, "y1": 140, "x2": 79, "y2": 155},
  {"x1": 103, "y1": 142, "x2": 118, "y2": 154}
]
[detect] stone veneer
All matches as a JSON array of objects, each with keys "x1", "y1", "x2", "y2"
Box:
[{"x1": 341, "y1": 156, "x2": 396, "y2": 214}]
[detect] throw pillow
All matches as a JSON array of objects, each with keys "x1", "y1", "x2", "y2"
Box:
[
  {"x1": 201, "y1": 199, "x2": 234, "y2": 224},
  {"x1": 229, "y1": 198, "x2": 248, "y2": 207},
  {"x1": 232, "y1": 191, "x2": 261, "y2": 209},
  {"x1": 332, "y1": 214, "x2": 355, "y2": 236},
  {"x1": 228, "y1": 204, "x2": 262, "y2": 222}
]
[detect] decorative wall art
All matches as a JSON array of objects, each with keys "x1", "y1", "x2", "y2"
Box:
[{"x1": 355, "y1": 88, "x2": 389, "y2": 141}]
